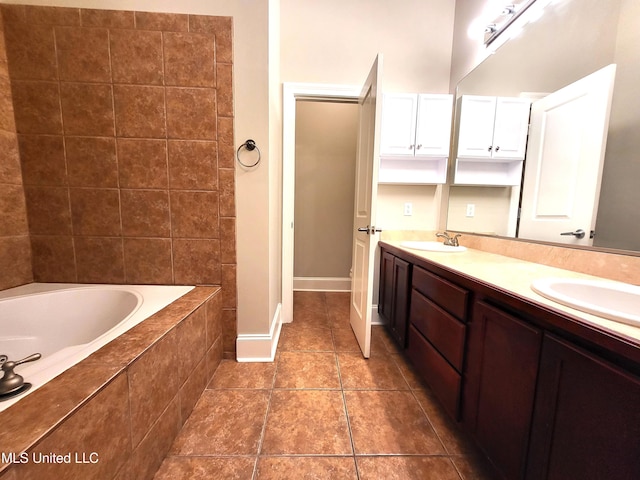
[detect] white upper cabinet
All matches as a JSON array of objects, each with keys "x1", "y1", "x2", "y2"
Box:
[
  {"x1": 380, "y1": 93, "x2": 453, "y2": 157},
  {"x1": 457, "y1": 95, "x2": 531, "y2": 160}
]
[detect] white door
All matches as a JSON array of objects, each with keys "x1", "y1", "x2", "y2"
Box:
[
  {"x1": 415, "y1": 94, "x2": 453, "y2": 157},
  {"x1": 380, "y1": 93, "x2": 416, "y2": 156},
  {"x1": 519, "y1": 64, "x2": 617, "y2": 245},
  {"x1": 350, "y1": 55, "x2": 383, "y2": 358}
]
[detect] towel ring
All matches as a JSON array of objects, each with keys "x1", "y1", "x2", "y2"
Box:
[{"x1": 237, "y1": 139, "x2": 261, "y2": 168}]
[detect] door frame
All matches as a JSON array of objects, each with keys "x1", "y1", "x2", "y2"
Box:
[{"x1": 282, "y1": 83, "x2": 361, "y2": 324}]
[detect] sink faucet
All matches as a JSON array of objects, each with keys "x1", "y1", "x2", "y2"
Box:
[{"x1": 436, "y1": 232, "x2": 461, "y2": 247}]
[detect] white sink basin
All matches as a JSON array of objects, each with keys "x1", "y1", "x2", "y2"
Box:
[
  {"x1": 400, "y1": 241, "x2": 467, "y2": 252},
  {"x1": 531, "y1": 278, "x2": 640, "y2": 327}
]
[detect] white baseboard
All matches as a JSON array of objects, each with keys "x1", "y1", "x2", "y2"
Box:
[
  {"x1": 293, "y1": 276, "x2": 351, "y2": 292},
  {"x1": 371, "y1": 304, "x2": 384, "y2": 325},
  {"x1": 236, "y1": 303, "x2": 282, "y2": 362}
]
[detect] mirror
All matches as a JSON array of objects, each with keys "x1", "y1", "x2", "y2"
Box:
[{"x1": 446, "y1": 0, "x2": 640, "y2": 253}]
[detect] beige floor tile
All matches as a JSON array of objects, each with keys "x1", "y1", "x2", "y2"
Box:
[
  {"x1": 256, "y1": 456, "x2": 357, "y2": 480},
  {"x1": 170, "y1": 390, "x2": 269, "y2": 455},
  {"x1": 293, "y1": 291, "x2": 326, "y2": 311},
  {"x1": 391, "y1": 353, "x2": 427, "y2": 389},
  {"x1": 274, "y1": 351, "x2": 340, "y2": 389},
  {"x1": 261, "y1": 390, "x2": 352, "y2": 455},
  {"x1": 153, "y1": 456, "x2": 256, "y2": 479},
  {"x1": 338, "y1": 352, "x2": 409, "y2": 390},
  {"x1": 345, "y1": 390, "x2": 446, "y2": 455},
  {"x1": 356, "y1": 456, "x2": 461, "y2": 480},
  {"x1": 291, "y1": 306, "x2": 331, "y2": 328},
  {"x1": 208, "y1": 359, "x2": 276, "y2": 389},
  {"x1": 332, "y1": 327, "x2": 360, "y2": 352},
  {"x1": 451, "y1": 454, "x2": 499, "y2": 480},
  {"x1": 413, "y1": 388, "x2": 478, "y2": 455},
  {"x1": 278, "y1": 324, "x2": 334, "y2": 351}
]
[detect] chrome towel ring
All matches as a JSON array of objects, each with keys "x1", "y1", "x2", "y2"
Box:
[{"x1": 236, "y1": 139, "x2": 261, "y2": 168}]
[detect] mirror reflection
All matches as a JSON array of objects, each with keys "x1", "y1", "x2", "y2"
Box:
[{"x1": 446, "y1": 0, "x2": 640, "y2": 252}]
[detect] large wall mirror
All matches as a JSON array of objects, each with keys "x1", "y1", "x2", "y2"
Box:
[{"x1": 446, "y1": 0, "x2": 640, "y2": 253}]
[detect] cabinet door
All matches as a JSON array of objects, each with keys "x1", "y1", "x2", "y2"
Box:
[
  {"x1": 492, "y1": 97, "x2": 531, "y2": 159},
  {"x1": 378, "y1": 250, "x2": 395, "y2": 323},
  {"x1": 465, "y1": 301, "x2": 542, "y2": 480},
  {"x1": 380, "y1": 93, "x2": 418, "y2": 156},
  {"x1": 391, "y1": 257, "x2": 410, "y2": 347},
  {"x1": 456, "y1": 95, "x2": 496, "y2": 158},
  {"x1": 526, "y1": 334, "x2": 640, "y2": 480},
  {"x1": 415, "y1": 94, "x2": 453, "y2": 157}
]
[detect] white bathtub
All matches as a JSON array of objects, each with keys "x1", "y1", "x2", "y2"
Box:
[{"x1": 0, "y1": 283, "x2": 194, "y2": 411}]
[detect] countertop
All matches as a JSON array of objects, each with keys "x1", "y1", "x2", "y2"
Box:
[{"x1": 380, "y1": 240, "x2": 640, "y2": 347}]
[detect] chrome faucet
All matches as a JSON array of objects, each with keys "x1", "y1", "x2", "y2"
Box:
[{"x1": 436, "y1": 231, "x2": 461, "y2": 247}]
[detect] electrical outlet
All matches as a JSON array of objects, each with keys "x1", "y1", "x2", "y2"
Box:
[
  {"x1": 466, "y1": 203, "x2": 475, "y2": 217},
  {"x1": 404, "y1": 202, "x2": 413, "y2": 216}
]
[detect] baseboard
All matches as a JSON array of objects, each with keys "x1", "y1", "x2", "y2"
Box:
[
  {"x1": 293, "y1": 276, "x2": 351, "y2": 292},
  {"x1": 371, "y1": 304, "x2": 384, "y2": 325},
  {"x1": 236, "y1": 303, "x2": 282, "y2": 362}
]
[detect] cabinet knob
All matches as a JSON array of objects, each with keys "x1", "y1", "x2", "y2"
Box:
[
  {"x1": 409, "y1": 145, "x2": 414, "y2": 149},
  {"x1": 416, "y1": 144, "x2": 422, "y2": 149},
  {"x1": 488, "y1": 146, "x2": 493, "y2": 152},
  {"x1": 495, "y1": 146, "x2": 500, "y2": 151}
]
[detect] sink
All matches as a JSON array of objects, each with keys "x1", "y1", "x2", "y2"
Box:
[
  {"x1": 400, "y1": 241, "x2": 467, "y2": 252},
  {"x1": 531, "y1": 278, "x2": 640, "y2": 327}
]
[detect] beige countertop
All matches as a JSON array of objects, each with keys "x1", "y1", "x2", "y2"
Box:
[{"x1": 381, "y1": 240, "x2": 640, "y2": 345}]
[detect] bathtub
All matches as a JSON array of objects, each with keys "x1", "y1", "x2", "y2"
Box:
[{"x1": 0, "y1": 283, "x2": 194, "y2": 412}]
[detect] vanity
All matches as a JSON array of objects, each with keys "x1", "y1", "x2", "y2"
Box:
[{"x1": 378, "y1": 240, "x2": 640, "y2": 480}]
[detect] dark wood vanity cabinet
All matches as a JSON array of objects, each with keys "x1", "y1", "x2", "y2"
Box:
[
  {"x1": 378, "y1": 250, "x2": 411, "y2": 347},
  {"x1": 464, "y1": 301, "x2": 542, "y2": 480},
  {"x1": 407, "y1": 265, "x2": 469, "y2": 420},
  {"x1": 378, "y1": 244, "x2": 640, "y2": 480},
  {"x1": 526, "y1": 334, "x2": 640, "y2": 480}
]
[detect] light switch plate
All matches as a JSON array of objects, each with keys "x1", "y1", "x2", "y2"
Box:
[{"x1": 404, "y1": 202, "x2": 413, "y2": 216}]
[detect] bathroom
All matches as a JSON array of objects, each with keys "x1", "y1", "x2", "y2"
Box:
[{"x1": 1, "y1": 0, "x2": 639, "y2": 479}]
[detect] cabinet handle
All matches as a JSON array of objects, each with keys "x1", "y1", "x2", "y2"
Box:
[
  {"x1": 495, "y1": 146, "x2": 500, "y2": 151},
  {"x1": 416, "y1": 144, "x2": 422, "y2": 149},
  {"x1": 488, "y1": 146, "x2": 493, "y2": 152},
  {"x1": 409, "y1": 145, "x2": 415, "y2": 149}
]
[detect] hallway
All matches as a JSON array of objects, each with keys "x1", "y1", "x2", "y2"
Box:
[{"x1": 153, "y1": 292, "x2": 495, "y2": 479}]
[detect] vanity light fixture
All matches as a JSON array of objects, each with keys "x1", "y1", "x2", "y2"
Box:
[{"x1": 484, "y1": 0, "x2": 537, "y2": 46}]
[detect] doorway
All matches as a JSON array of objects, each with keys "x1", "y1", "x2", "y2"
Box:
[{"x1": 282, "y1": 84, "x2": 361, "y2": 324}]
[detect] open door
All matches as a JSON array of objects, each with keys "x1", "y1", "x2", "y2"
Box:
[
  {"x1": 519, "y1": 64, "x2": 616, "y2": 245},
  {"x1": 349, "y1": 55, "x2": 383, "y2": 358}
]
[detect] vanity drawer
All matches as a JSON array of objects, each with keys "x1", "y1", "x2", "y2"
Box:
[
  {"x1": 412, "y1": 266, "x2": 469, "y2": 321},
  {"x1": 407, "y1": 324, "x2": 461, "y2": 420},
  {"x1": 410, "y1": 289, "x2": 466, "y2": 372}
]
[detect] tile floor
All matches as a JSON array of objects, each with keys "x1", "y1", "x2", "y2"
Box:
[{"x1": 154, "y1": 292, "x2": 497, "y2": 479}]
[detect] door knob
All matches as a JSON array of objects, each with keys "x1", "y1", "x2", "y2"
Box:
[
  {"x1": 358, "y1": 226, "x2": 371, "y2": 234},
  {"x1": 560, "y1": 229, "x2": 586, "y2": 239}
]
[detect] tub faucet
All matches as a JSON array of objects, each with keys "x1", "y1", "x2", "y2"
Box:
[
  {"x1": 436, "y1": 231, "x2": 461, "y2": 247},
  {"x1": 0, "y1": 353, "x2": 42, "y2": 398}
]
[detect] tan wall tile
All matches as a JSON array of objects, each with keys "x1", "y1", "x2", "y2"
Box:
[
  {"x1": 0, "y1": 5, "x2": 26, "y2": 24},
  {"x1": 69, "y1": 188, "x2": 121, "y2": 236},
  {"x1": 30, "y1": 235, "x2": 76, "y2": 282},
  {"x1": 11, "y1": 81, "x2": 62, "y2": 134},
  {"x1": 128, "y1": 330, "x2": 180, "y2": 446},
  {"x1": 222, "y1": 308, "x2": 237, "y2": 356},
  {"x1": 163, "y1": 32, "x2": 215, "y2": 87},
  {"x1": 179, "y1": 357, "x2": 208, "y2": 423},
  {"x1": 117, "y1": 138, "x2": 168, "y2": 189},
  {"x1": 170, "y1": 191, "x2": 219, "y2": 238},
  {"x1": 219, "y1": 217, "x2": 236, "y2": 264},
  {"x1": 17, "y1": 134, "x2": 66, "y2": 186},
  {"x1": 167, "y1": 140, "x2": 218, "y2": 190},
  {"x1": 205, "y1": 291, "x2": 223, "y2": 348},
  {"x1": 123, "y1": 238, "x2": 173, "y2": 284},
  {"x1": 175, "y1": 306, "x2": 207, "y2": 384},
  {"x1": 173, "y1": 239, "x2": 221, "y2": 285},
  {"x1": 60, "y1": 83, "x2": 114, "y2": 136},
  {"x1": 0, "y1": 236, "x2": 33, "y2": 290},
  {"x1": 0, "y1": 131, "x2": 23, "y2": 185},
  {"x1": 74, "y1": 236, "x2": 125, "y2": 283},
  {"x1": 135, "y1": 12, "x2": 188, "y2": 32},
  {"x1": 221, "y1": 263, "x2": 237, "y2": 309},
  {"x1": 216, "y1": 63, "x2": 233, "y2": 117},
  {"x1": 0, "y1": 77, "x2": 17, "y2": 132},
  {"x1": 3, "y1": 23, "x2": 57, "y2": 80},
  {"x1": 55, "y1": 27, "x2": 110, "y2": 82},
  {"x1": 188, "y1": 15, "x2": 233, "y2": 63},
  {"x1": 24, "y1": 5, "x2": 80, "y2": 26},
  {"x1": 0, "y1": 184, "x2": 28, "y2": 235},
  {"x1": 24, "y1": 186, "x2": 72, "y2": 235},
  {"x1": 65, "y1": 136, "x2": 117, "y2": 187},
  {"x1": 110, "y1": 29, "x2": 163, "y2": 85},
  {"x1": 114, "y1": 85, "x2": 166, "y2": 138},
  {"x1": 166, "y1": 87, "x2": 216, "y2": 139},
  {"x1": 121, "y1": 189, "x2": 170, "y2": 237},
  {"x1": 218, "y1": 168, "x2": 235, "y2": 217},
  {"x1": 80, "y1": 8, "x2": 134, "y2": 29}
]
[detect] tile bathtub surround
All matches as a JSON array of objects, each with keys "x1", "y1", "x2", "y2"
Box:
[
  {"x1": 0, "y1": 286, "x2": 223, "y2": 480},
  {"x1": 154, "y1": 292, "x2": 498, "y2": 480},
  {"x1": 1, "y1": 4, "x2": 236, "y2": 356},
  {"x1": 0, "y1": 8, "x2": 32, "y2": 290}
]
